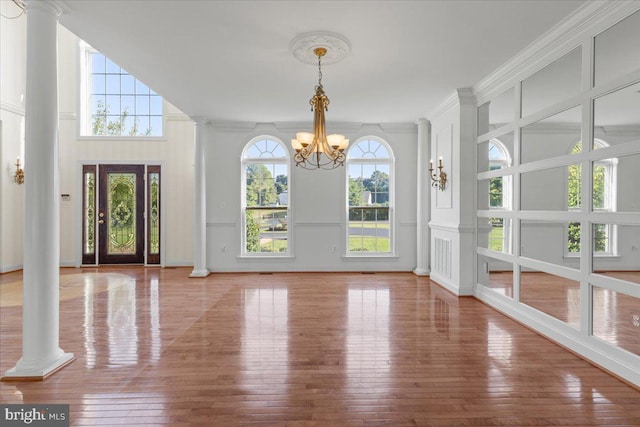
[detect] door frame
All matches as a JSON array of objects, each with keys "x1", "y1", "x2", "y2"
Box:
[{"x1": 78, "y1": 161, "x2": 164, "y2": 266}]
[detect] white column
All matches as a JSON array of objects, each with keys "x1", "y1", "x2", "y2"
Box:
[
  {"x1": 414, "y1": 118, "x2": 431, "y2": 276},
  {"x1": 190, "y1": 117, "x2": 210, "y2": 277},
  {"x1": 3, "y1": 0, "x2": 74, "y2": 379}
]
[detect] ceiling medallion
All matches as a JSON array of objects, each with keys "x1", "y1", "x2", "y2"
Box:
[{"x1": 290, "y1": 31, "x2": 351, "y2": 65}]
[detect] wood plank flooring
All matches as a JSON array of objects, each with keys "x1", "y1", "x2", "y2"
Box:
[{"x1": 1, "y1": 267, "x2": 639, "y2": 426}]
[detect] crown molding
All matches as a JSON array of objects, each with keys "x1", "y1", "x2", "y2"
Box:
[
  {"x1": 473, "y1": 1, "x2": 640, "y2": 105},
  {"x1": 427, "y1": 88, "x2": 475, "y2": 122}
]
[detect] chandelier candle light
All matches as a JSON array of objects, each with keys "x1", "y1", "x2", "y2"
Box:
[{"x1": 291, "y1": 47, "x2": 349, "y2": 169}]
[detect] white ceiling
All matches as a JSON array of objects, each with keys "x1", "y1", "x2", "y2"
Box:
[{"x1": 58, "y1": 0, "x2": 585, "y2": 124}]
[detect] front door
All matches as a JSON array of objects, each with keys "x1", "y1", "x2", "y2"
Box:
[{"x1": 98, "y1": 165, "x2": 145, "y2": 264}]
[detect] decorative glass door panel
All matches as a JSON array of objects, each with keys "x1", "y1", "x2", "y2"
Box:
[
  {"x1": 147, "y1": 165, "x2": 161, "y2": 264},
  {"x1": 98, "y1": 165, "x2": 145, "y2": 264}
]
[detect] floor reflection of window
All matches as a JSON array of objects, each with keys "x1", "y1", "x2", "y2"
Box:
[
  {"x1": 347, "y1": 288, "x2": 390, "y2": 389},
  {"x1": 241, "y1": 288, "x2": 288, "y2": 394},
  {"x1": 108, "y1": 279, "x2": 138, "y2": 366},
  {"x1": 150, "y1": 278, "x2": 160, "y2": 363},
  {"x1": 84, "y1": 276, "x2": 96, "y2": 369},
  {"x1": 487, "y1": 321, "x2": 515, "y2": 391},
  {"x1": 434, "y1": 297, "x2": 449, "y2": 338}
]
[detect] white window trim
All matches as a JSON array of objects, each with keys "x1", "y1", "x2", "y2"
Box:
[
  {"x1": 240, "y1": 136, "x2": 292, "y2": 257},
  {"x1": 344, "y1": 136, "x2": 395, "y2": 257}
]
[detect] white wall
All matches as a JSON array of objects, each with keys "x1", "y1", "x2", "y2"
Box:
[
  {"x1": 205, "y1": 121, "x2": 418, "y2": 272},
  {"x1": 1, "y1": 19, "x2": 195, "y2": 270},
  {"x1": 55, "y1": 27, "x2": 195, "y2": 267},
  {"x1": 0, "y1": 1, "x2": 26, "y2": 272}
]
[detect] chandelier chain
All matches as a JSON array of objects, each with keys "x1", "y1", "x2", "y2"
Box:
[{"x1": 317, "y1": 54, "x2": 323, "y2": 87}]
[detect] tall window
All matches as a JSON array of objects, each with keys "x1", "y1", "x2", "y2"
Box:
[
  {"x1": 346, "y1": 138, "x2": 393, "y2": 254},
  {"x1": 567, "y1": 140, "x2": 616, "y2": 255},
  {"x1": 242, "y1": 137, "x2": 290, "y2": 255},
  {"x1": 81, "y1": 44, "x2": 163, "y2": 137}
]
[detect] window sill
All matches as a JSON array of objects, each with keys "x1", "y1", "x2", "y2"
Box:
[
  {"x1": 342, "y1": 254, "x2": 399, "y2": 261},
  {"x1": 236, "y1": 255, "x2": 295, "y2": 262},
  {"x1": 563, "y1": 254, "x2": 621, "y2": 261},
  {"x1": 77, "y1": 135, "x2": 166, "y2": 142}
]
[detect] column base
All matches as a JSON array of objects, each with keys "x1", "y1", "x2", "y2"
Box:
[
  {"x1": 413, "y1": 268, "x2": 431, "y2": 276},
  {"x1": 189, "y1": 269, "x2": 210, "y2": 278},
  {"x1": 2, "y1": 352, "x2": 75, "y2": 381}
]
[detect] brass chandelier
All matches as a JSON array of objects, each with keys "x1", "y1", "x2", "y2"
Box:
[{"x1": 291, "y1": 47, "x2": 349, "y2": 169}]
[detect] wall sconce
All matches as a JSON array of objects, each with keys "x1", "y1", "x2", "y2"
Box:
[
  {"x1": 14, "y1": 157, "x2": 24, "y2": 185},
  {"x1": 429, "y1": 157, "x2": 446, "y2": 191}
]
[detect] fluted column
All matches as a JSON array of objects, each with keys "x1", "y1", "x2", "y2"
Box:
[
  {"x1": 190, "y1": 117, "x2": 210, "y2": 277},
  {"x1": 3, "y1": 0, "x2": 74, "y2": 380},
  {"x1": 414, "y1": 118, "x2": 431, "y2": 276}
]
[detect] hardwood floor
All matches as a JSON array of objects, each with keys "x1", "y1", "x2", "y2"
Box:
[{"x1": 1, "y1": 267, "x2": 639, "y2": 426}]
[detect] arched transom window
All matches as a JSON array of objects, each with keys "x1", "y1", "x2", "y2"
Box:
[
  {"x1": 346, "y1": 138, "x2": 394, "y2": 254},
  {"x1": 241, "y1": 137, "x2": 290, "y2": 255}
]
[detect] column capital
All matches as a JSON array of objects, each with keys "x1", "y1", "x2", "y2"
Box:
[
  {"x1": 26, "y1": 0, "x2": 62, "y2": 16},
  {"x1": 416, "y1": 118, "x2": 431, "y2": 128},
  {"x1": 191, "y1": 116, "x2": 209, "y2": 126}
]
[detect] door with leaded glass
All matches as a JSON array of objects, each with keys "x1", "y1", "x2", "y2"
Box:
[{"x1": 98, "y1": 165, "x2": 145, "y2": 264}]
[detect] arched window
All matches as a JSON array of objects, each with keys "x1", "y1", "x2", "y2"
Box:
[
  {"x1": 346, "y1": 138, "x2": 394, "y2": 254},
  {"x1": 241, "y1": 137, "x2": 290, "y2": 255},
  {"x1": 567, "y1": 139, "x2": 616, "y2": 255}
]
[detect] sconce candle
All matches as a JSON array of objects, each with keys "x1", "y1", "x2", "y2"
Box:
[
  {"x1": 428, "y1": 156, "x2": 447, "y2": 191},
  {"x1": 14, "y1": 157, "x2": 24, "y2": 185}
]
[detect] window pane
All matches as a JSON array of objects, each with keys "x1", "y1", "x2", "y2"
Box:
[
  {"x1": 121, "y1": 95, "x2": 134, "y2": 116},
  {"x1": 105, "y1": 57, "x2": 120, "y2": 74},
  {"x1": 246, "y1": 208, "x2": 288, "y2": 253},
  {"x1": 150, "y1": 95, "x2": 162, "y2": 115},
  {"x1": 136, "y1": 116, "x2": 151, "y2": 136},
  {"x1": 149, "y1": 116, "x2": 163, "y2": 137},
  {"x1": 105, "y1": 74, "x2": 120, "y2": 95},
  {"x1": 348, "y1": 207, "x2": 390, "y2": 253},
  {"x1": 135, "y1": 80, "x2": 150, "y2": 95},
  {"x1": 136, "y1": 96, "x2": 150, "y2": 115},
  {"x1": 91, "y1": 53, "x2": 105, "y2": 73},
  {"x1": 91, "y1": 74, "x2": 105, "y2": 94},
  {"x1": 121, "y1": 74, "x2": 135, "y2": 95}
]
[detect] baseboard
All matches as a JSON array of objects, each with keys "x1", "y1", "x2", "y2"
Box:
[{"x1": 0, "y1": 264, "x2": 23, "y2": 274}]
